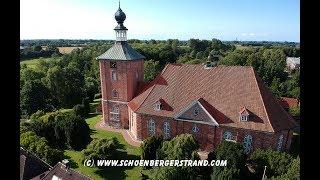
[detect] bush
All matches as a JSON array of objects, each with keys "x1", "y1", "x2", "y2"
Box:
[
  {"x1": 20, "y1": 131, "x2": 64, "y2": 165},
  {"x1": 157, "y1": 134, "x2": 199, "y2": 160},
  {"x1": 82, "y1": 138, "x2": 119, "y2": 161},
  {"x1": 54, "y1": 113, "x2": 91, "y2": 150},
  {"x1": 248, "y1": 148, "x2": 293, "y2": 178},
  {"x1": 82, "y1": 97, "x2": 90, "y2": 115},
  {"x1": 24, "y1": 109, "x2": 90, "y2": 150},
  {"x1": 140, "y1": 136, "x2": 163, "y2": 169},
  {"x1": 211, "y1": 140, "x2": 246, "y2": 180},
  {"x1": 94, "y1": 93, "x2": 102, "y2": 100},
  {"x1": 73, "y1": 104, "x2": 86, "y2": 117}
]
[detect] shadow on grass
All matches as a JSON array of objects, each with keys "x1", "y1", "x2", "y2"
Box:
[
  {"x1": 90, "y1": 129, "x2": 98, "y2": 135},
  {"x1": 63, "y1": 154, "x2": 79, "y2": 169},
  {"x1": 94, "y1": 151, "x2": 141, "y2": 180}
]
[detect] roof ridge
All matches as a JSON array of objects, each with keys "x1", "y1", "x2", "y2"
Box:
[
  {"x1": 58, "y1": 162, "x2": 93, "y2": 179},
  {"x1": 250, "y1": 67, "x2": 275, "y2": 132},
  {"x1": 133, "y1": 64, "x2": 172, "y2": 112},
  {"x1": 20, "y1": 147, "x2": 52, "y2": 168},
  {"x1": 135, "y1": 84, "x2": 156, "y2": 112}
]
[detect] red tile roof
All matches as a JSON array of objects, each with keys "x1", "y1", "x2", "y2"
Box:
[
  {"x1": 129, "y1": 64, "x2": 296, "y2": 133},
  {"x1": 279, "y1": 97, "x2": 299, "y2": 109}
]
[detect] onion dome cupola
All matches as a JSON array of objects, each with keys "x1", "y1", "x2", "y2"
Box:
[
  {"x1": 96, "y1": 1, "x2": 145, "y2": 61},
  {"x1": 114, "y1": 1, "x2": 128, "y2": 42}
]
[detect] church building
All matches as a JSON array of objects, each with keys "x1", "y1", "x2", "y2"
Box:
[{"x1": 97, "y1": 5, "x2": 296, "y2": 153}]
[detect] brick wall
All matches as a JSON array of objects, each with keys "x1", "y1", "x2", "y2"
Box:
[
  {"x1": 99, "y1": 60, "x2": 144, "y2": 128},
  {"x1": 135, "y1": 113, "x2": 293, "y2": 152}
]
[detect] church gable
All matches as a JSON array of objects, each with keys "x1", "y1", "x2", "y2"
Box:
[{"x1": 175, "y1": 99, "x2": 219, "y2": 126}]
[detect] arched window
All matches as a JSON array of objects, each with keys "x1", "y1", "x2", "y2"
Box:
[
  {"x1": 163, "y1": 121, "x2": 170, "y2": 139},
  {"x1": 223, "y1": 131, "x2": 232, "y2": 141},
  {"x1": 148, "y1": 119, "x2": 156, "y2": 136},
  {"x1": 111, "y1": 71, "x2": 117, "y2": 81},
  {"x1": 112, "y1": 105, "x2": 119, "y2": 113},
  {"x1": 277, "y1": 135, "x2": 284, "y2": 151},
  {"x1": 112, "y1": 89, "x2": 118, "y2": 98},
  {"x1": 192, "y1": 124, "x2": 200, "y2": 133},
  {"x1": 243, "y1": 134, "x2": 253, "y2": 154}
]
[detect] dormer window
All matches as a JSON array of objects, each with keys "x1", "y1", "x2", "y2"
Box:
[
  {"x1": 239, "y1": 107, "x2": 250, "y2": 121},
  {"x1": 240, "y1": 114, "x2": 249, "y2": 121},
  {"x1": 155, "y1": 101, "x2": 162, "y2": 111}
]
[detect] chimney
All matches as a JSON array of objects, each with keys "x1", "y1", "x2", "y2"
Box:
[{"x1": 62, "y1": 159, "x2": 70, "y2": 170}]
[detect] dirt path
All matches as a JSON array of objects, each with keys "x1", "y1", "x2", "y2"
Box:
[{"x1": 94, "y1": 120, "x2": 142, "y2": 147}]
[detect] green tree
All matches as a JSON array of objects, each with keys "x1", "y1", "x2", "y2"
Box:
[
  {"x1": 211, "y1": 141, "x2": 246, "y2": 180},
  {"x1": 73, "y1": 104, "x2": 86, "y2": 118},
  {"x1": 157, "y1": 134, "x2": 199, "y2": 160},
  {"x1": 84, "y1": 77, "x2": 99, "y2": 101},
  {"x1": 144, "y1": 60, "x2": 160, "y2": 82},
  {"x1": 20, "y1": 80, "x2": 52, "y2": 115},
  {"x1": 140, "y1": 136, "x2": 163, "y2": 165},
  {"x1": 82, "y1": 137, "x2": 119, "y2": 161},
  {"x1": 20, "y1": 131, "x2": 64, "y2": 165},
  {"x1": 54, "y1": 113, "x2": 91, "y2": 150},
  {"x1": 248, "y1": 148, "x2": 293, "y2": 178}
]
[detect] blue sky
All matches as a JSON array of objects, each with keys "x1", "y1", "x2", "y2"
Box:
[{"x1": 20, "y1": 0, "x2": 300, "y2": 42}]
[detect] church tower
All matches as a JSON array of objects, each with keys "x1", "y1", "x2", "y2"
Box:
[{"x1": 97, "y1": 3, "x2": 145, "y2": 128}]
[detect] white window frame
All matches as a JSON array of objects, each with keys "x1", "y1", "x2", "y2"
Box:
[
  {"x1": 112, "y1": 89, "x2": 118, "y2": 98},
  {"x1": 111, "y1": 71, "x2": 117, "y2": 81},
  {"x1": 192, "y1": 124, "x2": 200, "y2": 133},
  {"x1": 223, "y1": 131, "x2": 233, "y2": 141},
  {"x1": 148, "y1": 119, "x2": 156, "y2": 136},
  {"x1": 111, "y1": 105, "x2": 119, "y2": 114},
  {"x1": 240, "y1": 114, "x2": 249, "y2": 121},
  {"x1": 163, "y1": 121, "x2": 170, "y2": 139},
  {"x1": 111, "y1": 113, "x2": 119, "y2": 121},
  {"x1": 155, "y1": 102, "x2": 161, "y2": 111},
  {"x1": 277, "y1": 134, "x2": 284, "y2": 151},
  {"x1": 243, "y1": 134, "x2": 253, "y2": 154}
]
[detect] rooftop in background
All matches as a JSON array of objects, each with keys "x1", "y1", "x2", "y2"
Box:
[
  {"x1": 279, "y1": 97, "x2": 299, "y2": 110},
  {"x1": 20, "y1": 147, "x2": 51, "y2": 180},
  {"x1": 40, "y1": 162, "x2": 92, "y2": 180},
  {"x1": 286, "y1": 57, "x2": 300, "y2": 65}
]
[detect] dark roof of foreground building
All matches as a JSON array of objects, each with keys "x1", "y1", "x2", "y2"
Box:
[
  {"x1": 97, "y1": 41, "x2": 145, "y2": 61},
  {"x1": 40, "y1": 162, "x2": 92, "y2": 180},
  {"x1": 128, "y1": 64, "x2": 297, "y2": 133},
  {"x1": 20, "y1": 147, "x2": 51, "y2": 180}
]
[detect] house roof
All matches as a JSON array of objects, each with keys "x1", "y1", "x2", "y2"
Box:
[
  {"x1": 20, "y1": 147, "x2": 51, "y2": 180},
  {"x1": 96, "y1": 41, "x2": 145, "y2": 61},
  {"x1": 286, "y1": 57, "x2": 300, "y2": 65},
  {"x1": 128, "y1": 64, "x2": 297, "y2": 133},
  {"x1": 279, "y1": 97, "x2": 299, "y2": 109},
  {"x1": 40, "y1": 162, "x2": 92, "y2": 180}
]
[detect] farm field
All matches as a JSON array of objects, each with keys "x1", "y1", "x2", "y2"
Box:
[
  {"x1": 58, "y1": 46, "x2": 84, "y2": 54},
  {"x1": 64, "y1": 114, "x2": 143, "y2": 180},
  {"x1": 20, "y1": 57, "x2": 59, "y2": 69}
]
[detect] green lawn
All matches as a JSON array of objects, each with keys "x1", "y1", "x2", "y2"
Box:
[
  {"x1": 64, "y1": 115, "x2": 143, "y2": 180},
  {"x1": 20, "y1": 57, "x2": 59, "y2": 69}
]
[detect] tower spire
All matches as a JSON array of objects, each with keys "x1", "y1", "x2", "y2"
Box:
[{"x1": 114, "y1": 1, "x2": 127, "y2": 41}]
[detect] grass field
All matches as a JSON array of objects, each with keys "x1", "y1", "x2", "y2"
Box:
[
  {"x1": 64, "y1": 114, "x2": 143, "y2": 180},
  {"x1": 58, "y1": 46, "x2": 84, "y2": 54},
  {"x1": 20, "y1": 57, "x2": 59, "y2": 69}
]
